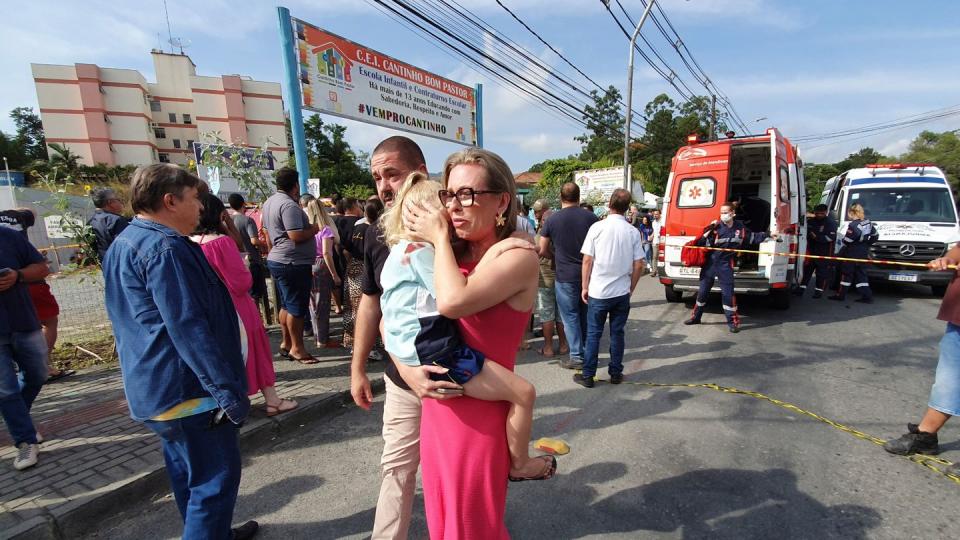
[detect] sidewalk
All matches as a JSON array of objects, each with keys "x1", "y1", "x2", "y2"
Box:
[{"x1": 0, "y1": 323, "x2": 385, "y2": 540}]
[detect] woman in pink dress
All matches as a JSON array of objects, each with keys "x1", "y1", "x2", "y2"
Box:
[
  {"x1": 400, "y1": 148, "x2": 542, "y2": 538},
  {"x1": 192, "y1": 194, "x2": 298, "y2": 417}
]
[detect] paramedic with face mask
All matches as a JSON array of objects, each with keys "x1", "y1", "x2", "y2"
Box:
[{"x1": 685, "y1": 203, "x2": 778, "y2": 333}]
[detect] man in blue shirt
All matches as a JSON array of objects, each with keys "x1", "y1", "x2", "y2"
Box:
[
  {"x1": 538, "y1": 182, "x2": 599, "y2": 370},
  {"x1": 0, "y1": 226, "x2": 50, "y2": 471},
  {"x1": 87, "y1": 187, "x2": 129, "y2": 265},
  {"x1": 103, "y1": 164, "x2": 257, "y2": 540}
]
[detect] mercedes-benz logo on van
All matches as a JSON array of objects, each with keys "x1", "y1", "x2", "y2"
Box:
[{"x1": 899, "y1": 244, "x2": 916, "y2": 257}]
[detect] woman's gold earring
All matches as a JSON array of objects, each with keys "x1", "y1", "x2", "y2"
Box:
[{"x1": 496, "y1": 212, "x2": 506, "y2": 227}]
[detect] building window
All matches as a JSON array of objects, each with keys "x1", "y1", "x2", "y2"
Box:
[
  {"x1": 183, "y1": 113, "x2": 192, "y2": 125},
  {"x1": 159, "y1": 153, "x2": 170, "y2": 163},
  {"x1": 168, "y1": 113, "x2": 176, "y2": 123},
  {"x1": 154, "y1": 127, "x2": 166, "y2": 139},
  {"x1": 150, "y1": 100, "x2": 161, "y2": 112},
  {"x1": 173, "y1": 139, "x2": 182, "y2": 149},
  {"x1": 187, "y1": 139, "x2": 195, "y2": 148}
]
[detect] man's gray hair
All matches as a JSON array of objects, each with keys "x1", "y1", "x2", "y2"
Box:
[{"x1": 91, "y1": 187, "x2": 117, "y2": 209}]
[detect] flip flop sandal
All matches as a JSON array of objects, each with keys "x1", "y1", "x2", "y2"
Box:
[
  {"x1": 509, "y1": 455, "x2": 557, "y2": 482},
  {"x1": 278, "y1": 347, "x2": 290, "y2": 359},
  {"x1": 290, "y1": 354, "x2": 320, "y2": 365},
  {"x1": 266, "y1": 399, "x2": 299, "y2": 417},
  {"x1": 536, "y1": 347, "x2": 555, "y2": 358}
]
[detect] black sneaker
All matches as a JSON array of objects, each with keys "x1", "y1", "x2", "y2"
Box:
[
  {"x1": 729, "y1": 326, "x2": 740, "y2": 334},
  {"x1": 609, "y1": 373, "x2": 623, "y2": 385},
  {"x1": 812, "y1": 290, "x2": 823, "y2": 299},
  {"x1": 560, "y1": 358, "x2": 584, "y2": 370},
  {"x1": 883, "y1": 423, "x2": 940, "y2": 455},
  {"x1": 683, "y1": 318, "x2": 701, "y2": 326},
  {"x1": 232, "y1": 520, "x2": 259, "y2": 540},
  {"x1": 573, "y1": 373, "x2": 594, "y2": 388}
]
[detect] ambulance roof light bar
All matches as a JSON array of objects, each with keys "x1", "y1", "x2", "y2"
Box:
[{"x1": 865, "y1": 163, "x2": 936, "y2": 176}]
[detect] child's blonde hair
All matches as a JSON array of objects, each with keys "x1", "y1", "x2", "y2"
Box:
[
  {"x1": 383, "y1": 171, "x2": 443, "y2": 246},
  {"x1": 848, "y1": 203, "x2": 865, "y2": 220}
]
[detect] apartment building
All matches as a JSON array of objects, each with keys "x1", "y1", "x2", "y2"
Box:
[{"x1": 32, "y1": 50, "x2": 289, "y2": 167}]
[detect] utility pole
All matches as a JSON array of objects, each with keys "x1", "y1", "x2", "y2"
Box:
[
  {"x1": 709, "y1": 94, "x2": 717, "y2": 141},
  {"x1": 622, "y1": 0, "x2": 657, "y2": 193}
]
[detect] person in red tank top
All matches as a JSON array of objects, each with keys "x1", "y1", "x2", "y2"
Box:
[{"x1": 398, "y1": 148, "x2": 545, "y2": 539}]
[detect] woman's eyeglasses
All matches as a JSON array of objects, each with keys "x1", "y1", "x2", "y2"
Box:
[{"x1": 438, "y1": 187, "x2": 502, "y2": 207}]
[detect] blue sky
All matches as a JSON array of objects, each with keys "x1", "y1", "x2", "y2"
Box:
[{"x1": 2, "y1": 0, "x2": 959, "y2": 173}]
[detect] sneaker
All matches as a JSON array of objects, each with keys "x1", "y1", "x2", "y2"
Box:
[
  {"x1": 883, "y1": 423, "x2": 939, "y2": 455},
  {"x1": 13, "y1": 442, "x2": 38, "y2": 471},
  {"x1": 729, "y1": 326, "x2": 740, "y2": 334},
  {"x1": 572, "y1": 373, "x2": 594, "y2": 388},
  {"x1": 683, "y1": 318, "x2": 701, "y2": 326},
  {"x1": 609, "y1": 373, "x2": 623, "y2": 385},
  {"x1": 231, "y1": 520, "x2": 259, "y2": 540},
  {"x1": 560, "y1": 358, "x2": 584, "y2": 370},
  {"x1": 812, "y1": 290, "x2": 823, "y2": 299}
]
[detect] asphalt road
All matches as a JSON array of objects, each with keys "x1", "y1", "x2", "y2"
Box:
[{"x1": 86, "y1": 276, "x2": 959, "y2": 539}]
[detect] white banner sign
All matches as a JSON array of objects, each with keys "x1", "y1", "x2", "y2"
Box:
[
  {"x1": 44, "y1": 215, "x2": 82, "y2": 239},
  {"x1": 291, "y1": 17, "x2": 478, "y2": 146},
  {"x1": 574, "y1": 166, "x2": 629, "y2": 201}
]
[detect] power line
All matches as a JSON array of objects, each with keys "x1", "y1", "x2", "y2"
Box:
[
  {"x1": 794, "y1": 104, "x2": 960, "y2": 143},
  {"x1": 361, "y1": 0, "x2": 588, "y2": 131}
]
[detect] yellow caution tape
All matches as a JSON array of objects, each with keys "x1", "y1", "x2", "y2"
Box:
[
  {"x1": 593, "y1": 378, "x2": 960, "y2": 484},
  {"x1": 680, "y1": 244, "x2": 958, "y2": 270}
]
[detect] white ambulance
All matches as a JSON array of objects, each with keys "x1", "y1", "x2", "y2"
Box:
[{"x1": 820, "y1": 163, "x2": 960, "y2": 295}]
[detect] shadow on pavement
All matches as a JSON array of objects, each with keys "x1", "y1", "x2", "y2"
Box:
[{"x1": 507, "y1": 463, "x2": 881, "y2": 539}]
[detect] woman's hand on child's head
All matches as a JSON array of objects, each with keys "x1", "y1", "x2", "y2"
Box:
[{"x1": 404, "y1": 199, "x2": 449, "y2": 244}]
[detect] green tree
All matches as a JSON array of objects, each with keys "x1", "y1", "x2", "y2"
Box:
[
  {"x1": 0, "y1": 130, "x2": 28, "y2": 170},
  {"x1": 302, "y1": 115, "x2": 374, "y2": 196},
  {"x1": 835, "y1": 147, "x2": 889, "y2": 170},
  {"x1": 575, "y1": 86, "x2": 625, "y2": 162},
  {"x1": 900, "y1": 130, "x2": 960, "y2": 189},
  {"x1": 10, "y1": 107, "x2": 47, "y2": 162},
  {"x1": 801, "y1": 163, "x2": 841, "y2": 207},
  {"x1": 48, "y1": 142, "x2": 80, "y2": 173},
  {"x1": 527, "y1": 157, "x2": 599, "y2": 207}
]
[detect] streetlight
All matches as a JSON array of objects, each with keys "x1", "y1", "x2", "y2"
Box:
[
  {"x1": 754, "y1": 117, "x2": 768, "y2": 123},
  {"x1": 622, "y1": 0, "x2": 657, "y2": 193}
]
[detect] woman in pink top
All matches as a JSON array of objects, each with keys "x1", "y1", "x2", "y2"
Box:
[
  {"x1": 304, "y1": 199, "x2": 342, "y2": 349},
  {"x1": 400, "y1": 148, "x2": 542, "y2": 538},
  {"x1": 192, "y1": 194, "x2": 298, "y2": 417}
]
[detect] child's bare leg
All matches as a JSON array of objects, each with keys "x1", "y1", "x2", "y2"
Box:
[{"x1": 463, "y1": 361, "x2": 547, "y2": 478}]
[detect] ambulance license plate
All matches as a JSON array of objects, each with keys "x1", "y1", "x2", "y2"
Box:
[
  {"x1": 889, "y1": 272, "x2": 918, "y2": 283},
  {"x1": 676, "y1": 266, "x2": 701, "y2": 276}
]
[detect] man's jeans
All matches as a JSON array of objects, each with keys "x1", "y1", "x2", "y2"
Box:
[
  {"x1": 555, "y1": 281, "x2": 588, "y2": 362},
  {"x1": 582, "y1": 294, "x2": 631, "y2": 379},
  {"x1": 0, "y1": 330, "x2": 47, "y2": 445},
  {"x1": 145, "y1": 413, "x2": 242, "y2": 540}
]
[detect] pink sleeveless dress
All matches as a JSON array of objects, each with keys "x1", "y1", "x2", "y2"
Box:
[{"x1": 420, "y1": 260, "x2": 531, "y2": 539}]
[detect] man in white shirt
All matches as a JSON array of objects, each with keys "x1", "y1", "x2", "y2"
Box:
[{"x1": 574, "y1": 188, "x2": 645, "y2": 388}]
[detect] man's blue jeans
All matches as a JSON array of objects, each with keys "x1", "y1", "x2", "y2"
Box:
[
  {"x1": 555, "y1": 281, "x2": 588, "y2": 362},
  {"x1": 145, "y1": 412, "x2": 242, "y2": 540},
  {"x1": 0, "y1": 330, "x2": 47, "y2": 445},
  {"x1": 582, "y1": 294, "x2": 631, "y2": 379}
]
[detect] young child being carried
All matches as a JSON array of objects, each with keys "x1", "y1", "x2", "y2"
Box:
[{"x1": 380, "y1": 172, "x2": 556, "y2": 482}]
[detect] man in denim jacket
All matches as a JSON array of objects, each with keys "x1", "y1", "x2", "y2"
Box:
[{"x1": 103, "y1": 164, "x2": 257, "y2": 540}]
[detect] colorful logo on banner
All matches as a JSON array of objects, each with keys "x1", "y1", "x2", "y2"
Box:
[{"x1": 289, "y1": 16, "x2": 478, "y2": 146}]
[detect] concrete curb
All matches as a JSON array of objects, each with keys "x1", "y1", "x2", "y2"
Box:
[{"x1": 10, "y1": 377, "x2": 386, "y2": 540}]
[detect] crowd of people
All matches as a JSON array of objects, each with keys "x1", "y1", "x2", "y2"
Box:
[{"x1": 3, "y1": 130, "x2": 960, "y2": 540}]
